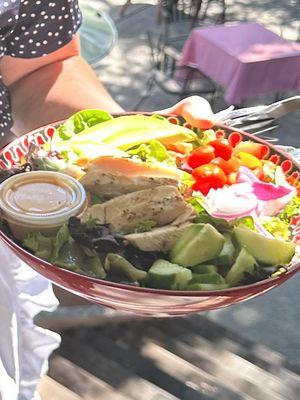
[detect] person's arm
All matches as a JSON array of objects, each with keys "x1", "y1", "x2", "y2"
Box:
[{"x1": 1, "y1": 36, "x2": 123, "y2": 136}]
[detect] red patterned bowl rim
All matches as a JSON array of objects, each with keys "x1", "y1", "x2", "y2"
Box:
[{"x1": 0, "y1": 113, "x2": 299, "y2": 297}]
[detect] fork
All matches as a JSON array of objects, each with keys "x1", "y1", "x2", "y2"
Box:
[{"x1": 215, "y1": 96, "x2": 300, "y2": 141}]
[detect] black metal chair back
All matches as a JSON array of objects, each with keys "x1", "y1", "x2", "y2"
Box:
[
  {"x1": 161, "y1": 0, "x2": 203, "y2": 25},
  {"x1": 132, "y1": 30, "x2": 218, "y2": 110}
]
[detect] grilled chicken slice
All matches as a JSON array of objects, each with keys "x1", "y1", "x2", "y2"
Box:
[
  {"x1": 80, "y1": 156, "x2": 179, "y2": 199},
  {"x1": 83, "y1": 185, "x2": 195, "y2": 232},
  {"x1": 124, "y1": 223, "x2": 194, "y2": 252},
  {"x1": 171, "y1": 207, "x2": 197, "y2": 226}
]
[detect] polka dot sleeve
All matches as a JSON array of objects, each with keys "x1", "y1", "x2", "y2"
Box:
[{"x1": 5, "y1": 0, "x2": 82, "y2": 58}]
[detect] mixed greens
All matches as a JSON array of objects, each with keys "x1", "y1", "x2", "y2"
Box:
[{"x1": 1, "y1": 109, "x2": 299, "y2": 290}]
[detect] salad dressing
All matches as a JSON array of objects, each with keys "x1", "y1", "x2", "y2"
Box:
[
  {"x1": 0, "y1": 171, "x2": 86, "y2": 239},
  {"x1": 7, "y1": 180, "x2": 73, "y2": 214}
]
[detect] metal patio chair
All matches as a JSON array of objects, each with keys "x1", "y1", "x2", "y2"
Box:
[
  {"x1": 133, "y1": 31, "x2": 218, "y2": 110},
  {"x1": 198, "y1": 0, "x2": 226, "y2": 25},
  {"x1": 157, "y1": 0, "x2": 205, "y2": 46}
]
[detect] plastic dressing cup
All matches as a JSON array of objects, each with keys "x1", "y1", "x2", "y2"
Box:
[{"x1": 0, "y1": 170, "x2": 86, "y2": 240}]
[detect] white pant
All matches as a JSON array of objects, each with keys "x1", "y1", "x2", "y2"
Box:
[{"x1": 0, "y1": 241, "x2": 61, "y2": 400}]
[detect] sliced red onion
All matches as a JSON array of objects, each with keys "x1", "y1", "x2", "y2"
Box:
[
  {"x1": 181, "y1": 162, "x2": 193, "y2": 173},
  {"x1": 238, "y1": 166, "x2": 294, "y2": 201},
  {"x1": 198, "y1": 167, "x2": 296, "y2": 222},
  {"x1": 204, "y1": 184, "x2": 258, "y2": 220},
  {"x1": 210, "y1": 207, "x2": 257, "y2": 220},
  {"x1": 237, "y1": 166, "x2": 260, "y2": 184},
  {"x1": 252, "y1": 182, "x2": 293, "y2": 201}
]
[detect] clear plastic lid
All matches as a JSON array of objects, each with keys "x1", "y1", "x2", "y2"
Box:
[{"x1": 0, "y1": 171, "x2": 86, "y2": 227}]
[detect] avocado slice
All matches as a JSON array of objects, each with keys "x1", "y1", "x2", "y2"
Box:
[
  {"x1": 170, "y1": 224, "x2": 225, "y2": 267},
  {"x1": 104, "y1": 253, "x2": 147, "y2": 282},
  {"x1": 190, "y1": 272, "x2": 226, "y2": 285},
  {"x1": 68, "y1": 115, "x2": 196, "y2": 150},
  {"x1": 147, "y1": 259, "x2": 192, "y2": 290},
  {"x1": 225, "y1": 248, "x2": 257, "y2": 286},
  {"x1": 187, "y1": 283, "x2": 229, "y2": 291},
  {"x1": 233, "y1": 227, "x2": 296, "y2": 266},
  {"x1": 190, "y1": 264, "x2": 218, "y2": 274},
  {"x1": 214, "y1": 233, "x2": 236, "y2": 267}
]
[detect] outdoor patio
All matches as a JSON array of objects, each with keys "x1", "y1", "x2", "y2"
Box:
[
  {"x1": 39, "y1": 316, "x2": 300, "y2": 399},
  {"x1": 96, "y1": 0, "x2": 300, "y2": 147},
  {"x1": 38, "y1": 1, "x2": 300, "y2": 398}
]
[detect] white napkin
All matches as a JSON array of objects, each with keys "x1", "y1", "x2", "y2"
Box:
[{"x1": 0, "y1": 241, "x2": 61, "y2": 400}]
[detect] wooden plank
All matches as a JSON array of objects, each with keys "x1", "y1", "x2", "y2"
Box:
[
  {"x1": 82, "y1": 328, "x2": 252, "y2": 400},
  {"x1": 185, "y1": 316, "x2": 300, "y2": 384},
  {"x1": 56, "y1": 336, "x2": 180, "y2": 400},
  {"x1": 187, "y1": 315, "x2": 300, "y2": 373},
  {"x1": 99, "y1": 316, "x2": 300, "y2": 386},
  {"x1": 145, "y1": 323, "x2": 294, "y2": 400},
  {"x1": 49, "y1": 355, "x2": 131, "y2": 400},
  {"x1": 38, "y1": 376, "x2": 82, "y2": 400},
  {"x1": 97, "y1": 319, "x2": 297, "y2": 400}
]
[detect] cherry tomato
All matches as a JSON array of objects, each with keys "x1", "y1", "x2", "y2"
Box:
[
  {"x1": 291, "y1": 215, "x2": 300, "y2": 227},
  {"x1": 187, "y1": 145, "x2": 215, "y2": 168},
  {"x1": 233, "y1": 141, "x2": 269, "y2": 159},
  {"x1": 167, "y1": 142, "x2": 194, "y2": 155},
  {"x1": 211, "y1": 156, "x2": 241, "y2": 175},
  {"x1": 210, "y1": 157, "x2": 229, "y2": 174},
  {"x1": 192, "y1": 164, "x2": 227, "y2": 195},
  {"x1": 227, "y1": 157, "x2": 241, "y2": 173},
  {"x1": 191, "y1": 180, "x2": 211, "y2": 196},
  {"x1": 209, "y1": 139, "x2": 233, "y2": 160}
]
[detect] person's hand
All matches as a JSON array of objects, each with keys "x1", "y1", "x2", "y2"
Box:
[{"x1": 157, "y1": 96, "x2": 215, "y2": 130}]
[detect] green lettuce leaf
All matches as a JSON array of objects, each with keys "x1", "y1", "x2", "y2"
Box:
[
  {"x1": 56, "y1": 109, "x2": 113, "y2": 141},
  {"x1": 198, "y1": 129, "x2": 216, "y2": 145},
  {"x1": 32, "y1": 156, "x2": 68, "y2": 172},
  {"x1": 23, "y1": 232, "x2": 54, "y2": 261},
  {"x1": 278, "y1": 195, "x2": 300, "y2": 224},
  {"x1": 188, "y1": 196, "x2": 230, "y2": 230},
  {"x1": 262, "y1": 217, "x2": 291, "y2": 241},
  {"x1": 188, "y1": 196, "x2": 206, "y2": 215},
  {"x1": 22, "y1": 225, "x2": 106, "y2": 278},
  {"x1": 52, "y1": 223, "x2": 73, "y2": 261},
  {"x1": 195, "y1": 214, "x2": 231, "y2": 231},
  {"x1": 149, "y1": 140, "x2": 170, "y2": 162},
  {"x1": 120, "y1": 219, "x2": 157, "y2": 235},
  {"x1": 178, "y1": 171, "x2": 195, "y2": 191},
  {"x1": 127, "y1": 139, "x2": 171, "y2": 163},
  {"x1": 233, "y1": 217, "x2": 256, "y2": 231}
]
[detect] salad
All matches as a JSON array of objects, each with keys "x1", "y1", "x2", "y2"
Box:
[{"x1": 0, "y1": 109, "x2": 299, "y2": 291}]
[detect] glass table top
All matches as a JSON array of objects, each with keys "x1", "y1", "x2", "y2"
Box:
[{"x1": 79, "y1": 1, "x2": 118, "y2": 67}]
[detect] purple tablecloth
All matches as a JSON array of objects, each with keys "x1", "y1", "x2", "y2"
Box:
[{"x1": 178, "y1": 22, "x2": 300, "y2": 104}]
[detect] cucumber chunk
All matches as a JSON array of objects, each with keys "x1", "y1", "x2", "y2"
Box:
[
  {"x1": 214, "y1": 233, "x2": 236, "y2": 266},
  {"x1": 104, "y1": 253, "x2": 147, "y2": 282},
  {"x1": 190, "y1": 272, "x2": 226, "y2": 285},
  {"x1": 187, "y1": 283, "x2": 229, "y2": 291},
  {"x1": 190, "y1": 264, "x2": 218, "y2": 274},
  {"x1": 225, "y1": 248, "x2": 257, "y2": 286},
  {"x1": 147, "y1": 259, "x2": 192, "y2": 290}
]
